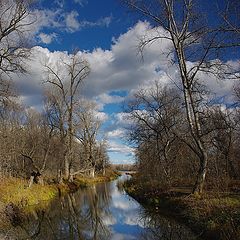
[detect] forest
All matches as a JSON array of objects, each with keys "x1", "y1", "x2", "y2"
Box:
[
  {"x1": 0, "y1": 1, "x2": 110, "y2": 186},
  {"x1": 122, "y1": 0, "x2": 240, "y2": 194},
  {"x1": 0, "y1": 0, "x2": 240, "y2": 239},
  {"x1": 121, "y1": 0, "x2": 240, "y2": 238}
]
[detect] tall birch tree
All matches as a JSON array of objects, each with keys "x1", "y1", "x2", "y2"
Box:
[{"x1": 123, "y1": 0, "x2": 230, "y2": 194}]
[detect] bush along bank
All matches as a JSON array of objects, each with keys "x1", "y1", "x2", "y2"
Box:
[{"x1": 123, "y1": 178, "x2": 240, "y2": 240}]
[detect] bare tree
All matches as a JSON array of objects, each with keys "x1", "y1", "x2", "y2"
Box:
[
  {"x1": 74, "y1": 100, "x2": 102, "y2": 178},
  {"x1": 95, "y1": 140, "x2": 109, "y2": 176},
  {"x1": 0, "y1": 98, "x2": 24, "y2": 177},
  {"x1": 125, "y1": 83, "x2": 182, "y2": 185},
  {"x1": 0, "y1": 0, "x2": 33, "y2": 75},
  {"x1": 44, "y1": 52, "x2": 90, "y2": 180},
  {"x1": 220, "y1": 0, "x2": 240, "y2": 45},
  {"x1": 122, "y1": 0, "x2": 230, "y2": 194},
  {"x1": 0, "y1": 0, "x2": 33, "y2": 116}
]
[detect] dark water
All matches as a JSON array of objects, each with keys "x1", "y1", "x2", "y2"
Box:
[{"x1": 0, "y1": 174, "x2": 198, "y2": 240}]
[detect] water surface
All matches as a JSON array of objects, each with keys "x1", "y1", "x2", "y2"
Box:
[{"x1": 0, "y1": 174, "x2": 197, "y2": 240}]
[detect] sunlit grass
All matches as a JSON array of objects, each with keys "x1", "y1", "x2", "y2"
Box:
[
  {"x1": 0, "y1": 169, "x2": 119, "y2": 232},
  {"x1": 0, "y1": 177, "x2": 58, "y2": 207},
  {"x1": 75, "y1": 170, "x2": 120, "y2": 187},
  {"x1": 0, "y1": 170, "x2": 119, "y2": 209}
]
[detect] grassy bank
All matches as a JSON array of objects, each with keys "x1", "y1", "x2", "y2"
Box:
[
  {"x1": 0, "y1": 178, "x2": 58, "y2": 207},
  {"x1": 67, "y1": 169, "x2": 120, "y2": 190},
  {"x1": 0, "y1": 169, "x2": 119, "y2": 227},
  {"x1": 123, "y1": 178, "x2": 240, "y2": 240},
  {"x1": 0, "y1": 177, "x2": 59, "y2": 229},
  {"x1": 0, "y1": 169, "x2": 119, "y2": 205}
]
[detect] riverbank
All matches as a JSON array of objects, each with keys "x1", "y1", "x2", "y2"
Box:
[
  {"x1": 73, "y1": 169, "x2": 120, "y2": 188},
  {"x1": 0, "y1": 169, "x2": 119, "y2": 227},
  {"x1": 123, "y1": 178, "x2": 240, "y2": 240}
]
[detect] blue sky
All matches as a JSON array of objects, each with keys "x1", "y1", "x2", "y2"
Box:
[
  {"x1": 27, "y1": 0, "x2": 141, "y2": 164},
  {"x1": 8, "y1": 0, "x2": 239, "y2": 164},
  {"x1": 35, "y1": 0, "x2": 135, "y2": 51}
]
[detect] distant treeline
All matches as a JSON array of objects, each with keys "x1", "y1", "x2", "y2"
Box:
[{"x1": 111, "y1": 164, "x2": 136, "y2": 172}]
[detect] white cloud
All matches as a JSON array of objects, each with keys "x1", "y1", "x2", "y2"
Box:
[
  {"x1": 74, "y1": 0, "x2": 88, "y2": 6},
  {"x1": 95, "y1": 93, "x2": 124, "y2": 110},
  {"x1": 88, "y1": 16, "x2": 111, "y2": 28},
  {"x1": 9, "y1": 20, "x2": 237, "y2": 113},
  {"x1": 97, "y1": 93, "x2": 124, "y2": 104},
  {"x1": 11, "y1": 21, "x2": 172, "y2": 106},
  {"x1": 38, "y1": 32, "x2": 58, "y2": 44},
  {"x1": 54, "y1": 0, "x2": 65, "y2": 8},
  {"x1": 114, "y1": 112, "x2": 133, "y2": 128},
  {"x1": 107, "y1": 129, "x2": 125, "y2": 138},
  {"x1": 86, "y1": 16, "x2": 112, "y2": 28},
  {"x1": 108, "y1": 141, "x2": 134, "y2": 155},
  {"x1": 0, "y1": 2, "x2": 59, "y2": 47},
  {"x1": 65, "y1": 12, "x2": 112, "y2": 32},
  {"x1": 111, "y1": 233, "x2": 136, "y2": 240},
  {"x1": 8, "y1": 21, "x2": 239, "y2": 164},
  {"x1": 102, "y1": 215, "x2": 116, "y2": 226},
  {"x1": 14, "y1": 21, "x2": 168, "y2": 107},
  {"x1": 93, "y1": 110, "x2": 109, "y2": 122},
  {"x1": 6, "y1": 3, "x2": 112, "y2": 41},
  {"x1": 13, "y1": 20, "x2": 236, "y2": 111},
  {"x1": 65, "y1": 11, "x2": 80, "y2": 32},
  {"x1": 80, "y1": 21, "x2": 174, "y2": 99},
  {"x1": 112, "y1": 200, "x2": 132, "y2": 210},
  {"x1": 27, "y1": 9, "x2": 63, "y2": 36}
]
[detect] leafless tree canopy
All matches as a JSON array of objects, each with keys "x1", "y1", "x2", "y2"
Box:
[
  {"x1": 123, "y1": 0, "x2": 240, "y2": 194},
  {"x1": 0, "y1": 47, "x2": 109, "y2": 182},
  {"x1": 0, "y1": 0, "x2": 239, "y2": 196},
  {"x1": 0, "y1": 0, "x2": 33, "y2": 75}
]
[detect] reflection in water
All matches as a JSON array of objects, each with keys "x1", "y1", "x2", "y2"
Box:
[
  {"x1": 0, "y1": 174, "x2": 197, "y2": 240},
  {"x1": 139, "y1": 208, "x2": 196, "y2": 240}
]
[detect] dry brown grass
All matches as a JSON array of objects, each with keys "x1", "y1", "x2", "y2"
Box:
[
  {"x1": 0, "y1": 177, "x2": 58, "y2": 207},
  {"x1": 124, "y1": 177, "x2": 240, "y2": 239}
]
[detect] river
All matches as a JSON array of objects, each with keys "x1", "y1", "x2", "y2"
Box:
[{"x1": 0, "y1": 173, "x2": 198, "y2": 240}]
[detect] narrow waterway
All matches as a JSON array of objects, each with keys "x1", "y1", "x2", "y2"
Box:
[{"x1": 1, "y1": 174, "x2": 198, "y2": 240}]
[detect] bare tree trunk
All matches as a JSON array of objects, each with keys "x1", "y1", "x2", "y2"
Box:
[
  {"x1": 28, "y1": 176, "x2": 34, "y2": 188},
  {"x1": 64, "y1": 156, "x2": 70, "y2": 180},
  {"x1": 102, "y1": 161, "x2": 106, "y2": 176},
  {"x1": 184, "y1": 87, "x2": 208, "y2": 194},
  {"x1": 58, "y1": 169, "x2": 63, "y2": 184},
  {"x1": 90, "y1": 167, "x2": 95, "y2": 178},
  {"x1": 122, "y1": 0, "x2": 223, "y2": 195},
  {"x1": 176, "y1": 42, "x2": 208, "y2": 194},
  {"x1": 193, "y1": 152, "x2": 208, "y2": 194}
]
